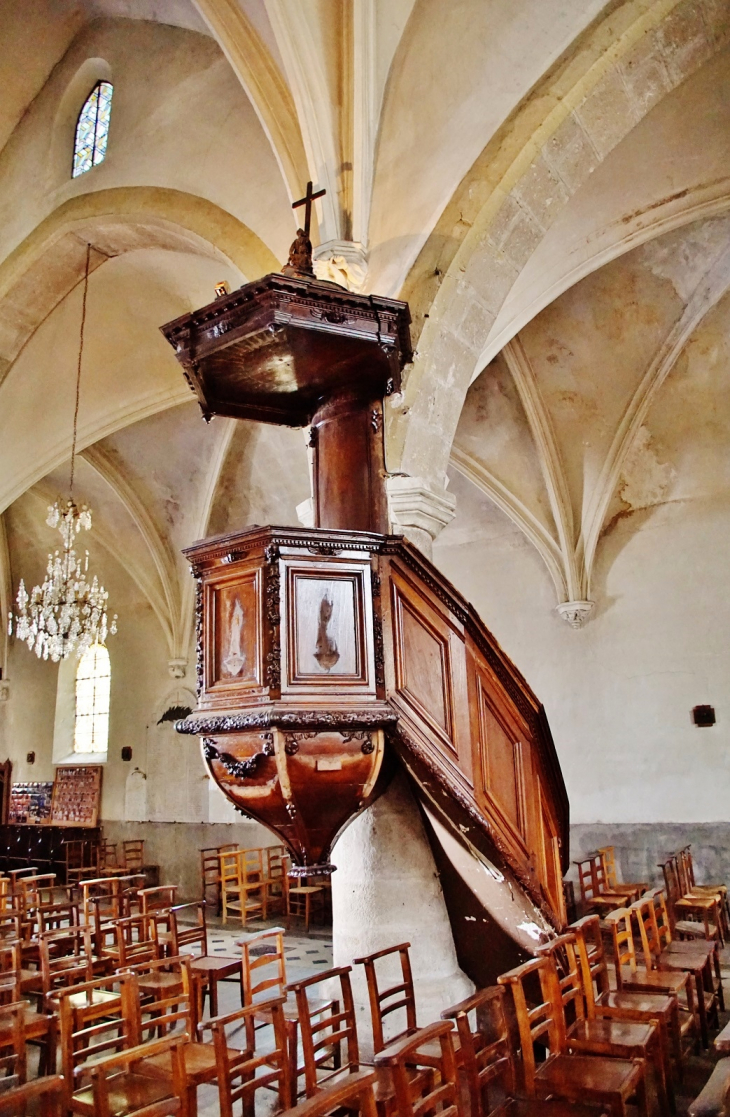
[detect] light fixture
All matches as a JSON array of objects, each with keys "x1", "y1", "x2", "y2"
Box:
[{"x1": 9, "y1": 245, "x2": 117, "y2": 662}]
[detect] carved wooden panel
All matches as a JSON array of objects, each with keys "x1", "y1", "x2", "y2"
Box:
[
  {"x1": 392, "y1": 584, "x2": 454, "y2": 750},
  {"x1": 206, "y1": 567, "x2": 263, "y2": 693},
  {"x1": 475, "y1": 676, "x2": 527, "y2": 854},
  {"x1": 281, "y1": 556, "x2": 375, "y2": 696}
]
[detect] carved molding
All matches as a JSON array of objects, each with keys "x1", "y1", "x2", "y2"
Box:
[
  {"x1": 556, "y1": 600, "x2": 595, "y2": 629},
  {"x1": 177, "y1": 706, "x2": 398, "y2": 735}
]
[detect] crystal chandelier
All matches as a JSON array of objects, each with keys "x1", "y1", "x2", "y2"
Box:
[{"x1": 9, "y1": 245, "x2": 117, "y2": 661}]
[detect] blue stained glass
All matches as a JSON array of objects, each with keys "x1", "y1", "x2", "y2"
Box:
[{"x1": 72, "y1": 82, "x2": 113, "y2": 178}]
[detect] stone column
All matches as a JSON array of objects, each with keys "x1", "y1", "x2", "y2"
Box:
[{"x1": 331, "y1": 771, "x2": 473, "y2": 1056}]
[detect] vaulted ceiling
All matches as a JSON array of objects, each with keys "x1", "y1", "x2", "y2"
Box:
[{"x1": 1, "y1": 0, "x2": 729, "y2": 684}]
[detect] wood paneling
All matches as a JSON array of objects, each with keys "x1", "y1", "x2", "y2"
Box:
[{"x1": 209, "y1": 569, "x2": 262, "y2": 690}]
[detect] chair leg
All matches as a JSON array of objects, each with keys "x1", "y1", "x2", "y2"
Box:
[{"x1": 209, "y1": 973, "x2": 218, "y2": 1017}]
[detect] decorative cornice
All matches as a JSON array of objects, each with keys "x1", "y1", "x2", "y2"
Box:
[{"x1": 177, "y1": 705, "x2": 398, "y2": 736}]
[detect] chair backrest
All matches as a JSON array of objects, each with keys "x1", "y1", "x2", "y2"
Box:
[
  {"x1": 573, "y1": 857, "x2": 596, "y2": 904},
  {"x1": 36, "y1": 900, "x2": 80, "y2": 935},
  {"x1": 352, "y1": 942, "x2": 417, "y2": 1054},
  {"x1": 122, "y1": 839, "x2": 144, "y2": 870},
  {"x1": 98, "y1": 841, "x2": 118, "y2": 870},
  {"x1": 0, "y1": 943, "x2": 22, "y2": 1007},
  {"x1": 114, "y1": 913, "x2": 159, "y2": 967},
  {"x1": 124, "y1": 955, "x2": 194, "y2": 1042},
  {"x1": 201, "y1": 996, "x2": 291, "y2": 1117},
  {"x1": 16, "y1": 875, "x2": 56, "y2": 915},
  {"x1": 660, "y1": 857, "x2": 683, "y2": 907},
  {"x1": 278, "y1": 1069, "x2": 379, "y2": 1117},
  {"x1": 138, "y1": 884, "x2": 178, "y2": 916},
  {"x1": 598, "y1": 845, "x2": 618, "y2": 890},
  {"x1": 677, "y1": 848, "x2": 694, "y2": 894},
  {"x1": 535, "y1": 933, "x2": 586, "y2": 1025},
  {"x1": 290, "y1": 965, "x2": 360, "y2": 1099},
  {"x1": 56, "y1": 972, "x2": 137, "y2": 1090},
  {"x1": 266, "y1": 845, "x2": 286, "y2": 878},
  {"x1": 219, "y1": 849, "x2": 242, "y2": 891},
  {"x1": 0, "y1": 915, "x2": 22, "y2": 947},
  {"x1": 630, "y1": 895, "x2": 662, "y2": 969},
  {"x1": 441, "y1": 984, "x2": 516, "y2": 1116},
  {"x1": 374, "y1": 1019, "x2": 460, "y2": 1117},
  {"x1": 168, "y1": 901, "x2": 208, "y2": 956},
  {"x1": 0, "y1": 1072, "x2": 65, "y2": 1116},
  {"x1": 604, "y1": 908, "x2": 639, "y2": 989},
  {"x1": 647, "y1": 888, "x2": 674, "y2": 949},
  {"x1": 570, "y1": 914, "x2": 611, "y2": 1013},
  {"x1": 0, "y1": 1003, "x2": 25, "y2": 1084},
  {"x1": 40, "y1": 923, "x2": 95, "y2": 998},
  {"x1": 241, "y1": 929, "x2": 287, "y2": 1004},
  {"x1": 498, "y1": 956, "x2": 565, "y2": 1094},
  {"x1": 201, "y1": 847, "x2": 220, "y2": 890},
  {"x1": 240, "y1": 847, "x2": 265, "y2": 882}
]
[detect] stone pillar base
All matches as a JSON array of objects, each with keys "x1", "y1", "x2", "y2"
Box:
[{"x1": 331, "y1": 770, "x2": 473, "y2": 1056}]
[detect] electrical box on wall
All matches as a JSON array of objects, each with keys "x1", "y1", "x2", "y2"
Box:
[{"x1": 692, "y1": 705, "x2": 716, "y2": 727}]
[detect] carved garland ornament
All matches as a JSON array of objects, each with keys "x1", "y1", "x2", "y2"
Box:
[
  {"x1": 264, "y1": 543, "x2": 281, "y2": 691},
  {"x1": 203, "y1": 733, "x2": 274, "y2": 780}
]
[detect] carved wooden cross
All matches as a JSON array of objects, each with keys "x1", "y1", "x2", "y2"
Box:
[{"x1": 292, "y1": 181, "x2": 326, "y2": 237}]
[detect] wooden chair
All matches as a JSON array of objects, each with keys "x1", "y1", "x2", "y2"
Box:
[
  {"x1": 604, "y1": 907, "x2": 700, "y2": 1054},
  {"x1": 98, "y1": 839, "x2": 118, "y2": 871},
  {"x1": 373, "y1": 1019, "x2": 460, "y2": 1117},
  {"x1": 630, "y1": 894, "x2": 719, "y2": 1047},
  {"x1": 661, "y1": 857, "x2": 725, "y2": 947},
  {"x1": 650, "y1": 888, "x2": 725, "y2": 1010},
  {"x1": 677, "y1": 846, "x2": 729, "y2": 930},
  {"x1": 573, "y1": 856, "x2": 631, "y2": 918},
  {"x1": 0, "y1": 1073, "x2": 65, "y2": 1116},
  {"x1": 265, "y1": 845, "x2": 288, "y2": 915},
  {"x1": 167, "y1": 901, "x2": 242, "y2": 1019},
  {"x1": 536, "y1": 933, "x2": 669, "y2": 1116},
  {"x1": 201, "y1": 996, "x2": 291, "y2": 1117},
  {"x1": 125, "y1": 954, "x2": 242, "y2": 1117},
  {"x1": 0, "y1": 942, "x2": 55, "y2": 1076},
  {"x1": 79, "y1": 1033, "x2": 188, "y2": 1117},
  {"x1": 122, "y1": 839, "x2": 146, "y2": 872},
  {"x1": 241, "y1": 929, "x2": 336, "y2": 1101},
  {"x1": 284, "y1": 867, "x2": 326, "y2": 933},
  {"x1": 222, "y1": 850, "x2": 267, "y2": 927},
  {"x1": 597, "y1": 847, "x2": 648, "y2": 901},
  {"x1": 281, "y1": 1069, "x2": 379, "y2": 1117},
  {"x1": 56, "y1": 971, "x2": 137, "y2": 1100},
  {"x1": 0, "y1": 1004, "x2": 25, "y2": 1086},
  {"x1": 572, "y1": 914, "x2": 684, "y2": 1086},
  {"x1": 288, "y1": 965, "x2": 357, "y2": 1104},
  {"x1": 442, "y1": 983, "x2": 610, "y2": 1117},
  {"x1": 498, "y1": 955, "x2": 649, "y2": 1117},
  {"x1": 353, "y1": 942, "x2": 417, "y2": 1056},
  {"x1": 63, "y1": 839, "x2": 98, "y2": 886}
]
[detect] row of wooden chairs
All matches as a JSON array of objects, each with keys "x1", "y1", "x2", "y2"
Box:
[{"x1": 218, "y1": 845, "x2": 329, "y2": 930}]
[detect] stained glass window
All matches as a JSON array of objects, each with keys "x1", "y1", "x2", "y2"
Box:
[
  {"x1": 74, "y1": 644, "x2": 111, "y2": 753},
  {"x1": 72, "y1": 82, "x2": 113, "y2": 178}
]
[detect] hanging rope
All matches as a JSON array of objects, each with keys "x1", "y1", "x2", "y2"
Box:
[{"x1": 69, "y1": 243, "x2": 91, "y2": 499}]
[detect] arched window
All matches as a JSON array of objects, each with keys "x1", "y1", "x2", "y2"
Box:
[
  {"x1": 74, "y1": 644, "x2": 111, "y2": 754},
  {"x1": 72, "y1": 81, "x2": 113, "y2": 178}
]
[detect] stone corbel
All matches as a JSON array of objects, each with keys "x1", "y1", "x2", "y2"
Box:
[
  {"x1": 387, "y1": 476, "x2": 457, "y2": 559},
  {"x1": 556, "y1": 600, "x2": 594, "y2": 629},
  {"x1": 0, "y1": 681, "x2": 8, "y2": 702},
  {"x1": 313, "y1": 241, "x2": 368, "y2": 293},
  {"x1": 168, "y1": 659, "x2": 187, "y2": 679}
]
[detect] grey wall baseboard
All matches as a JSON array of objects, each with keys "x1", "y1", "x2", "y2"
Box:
[{"x1": 569, "y1": 823, "x2": 730, "y2": 889}]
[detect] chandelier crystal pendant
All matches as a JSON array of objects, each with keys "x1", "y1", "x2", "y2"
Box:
[{"x1": 9, "y1": 245, "x2": 118, "y2": 661}]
